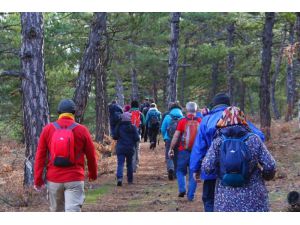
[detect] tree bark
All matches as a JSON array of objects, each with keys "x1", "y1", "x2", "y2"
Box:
[
  {"x1": 20, "y1": 13, "x2": 50, "y2": 185},
  {"x1": 271, "y1": 24, "x2": 287, "y2": 120},
  {"x1": 95, "y1": 12, "x2": 107, "y2": 143},
  {"x1": 180, "y1": 37, "x2": 188, "y2": 106},
  {"x1": 131, "y1": 66, "x2": 139, "y2": 101},
  {"x1": 260, "y1": 12, "x2": 275, "y2": 141},
  {"x1": 285, "y1": 22, "x2": 296, "y2": 122},
  {"x1": 227, "y1": 22, "x2": 235, "y2": 104},
  {"x1": 73, "y1": 13, "x2": 105, "y2": 123},
  {"x1": 167, "y1": 12, "x2": 181, "y2": 106},
  {"x1": 115, "y1": 71, "x2": 125, "y2": 107},
  {"x1": 152, "y1": 79, "x2": 158, "y2": 104}
]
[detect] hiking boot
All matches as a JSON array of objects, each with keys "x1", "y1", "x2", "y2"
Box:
[
  {"x1": 168, "y1": 169, "x2": 174, "y2": 180},
  {"x1": 178, "y1": 192, "x2": 186, "y2": 198},
  {"x1": 117, "y1": 181, "x2": 122, "y2": 186}
]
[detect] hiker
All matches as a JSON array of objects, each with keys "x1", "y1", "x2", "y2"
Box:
[
  {"x1": 34, "y1": 99, "x2": 98, "y2": 212},
  {"x1": 190, "y1": 92, "x2": 265, "y2": 212},
  {"x1": 140, "y1": 98, "x2": 151, "y2": 142},
  {"x1": 161, "y1": 102, "x2": 183, "y2": 180},
  {"x1": 202, "y1": 106, "x2": 276, "y2": 212},
  {"x1": 130, "y1": 100, "x2": 144, "y2": 173},
  {"x1": 145, "y1": 103, "x2": 162, "y2": 150},
  {"x1": 113, "y1": 111, "x2": 140, "y2": 186},
  {"x1": 169, "y1": 102, "x2": 201, "y2": 200},
  {"x1": 108, "y1": 100, "x2": 123, "y2": 137}
]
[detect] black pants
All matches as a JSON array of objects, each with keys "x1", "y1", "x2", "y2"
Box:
[
  {"x1": 202, "y1": 179, "x2": 216, "y2": 212},
  {"x1": 148, "y1": 127, "x2": 159, "y2": 148}
]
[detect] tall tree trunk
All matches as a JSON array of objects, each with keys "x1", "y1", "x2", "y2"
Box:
[
  {"x1": 285, "y1": 22, "x2": 296, "y2": 122},
  {"x1": 180, "y1": 37, "x2": 188, "y2": 106},
  {"x1": 294, "y1": 13, "x2": 300, "y2": 118},
  {"x1": 271, "y1": 24, "x2": 287, "y2": 120},
  {"x1": 131, "y1": 67, "x2": 139, "y2": 101},
  {"x1": 115, "y1": 71, "x2": 125, "y2": 107},
  {"x1": 210, "y1": 41, "x2": 218, "y2": 100},
  {"x1": 239, "y1": 80, "x2": 246, "y2": 112},
  {"x1": 227, "y1": 22, "x2": 235, "y2": 104},
  {"x1": 260, "y1": 12, "x2": 275, "y2": 141},
  {"x1": 167, "y1": 12, "x2": 181, "y2": 106},
  {"x1": 95, "y1": 12, "x2": 107, "y2": 143},
  {"x1": 73, "y1": 13, "x2": 104, "y2": 123},
  {"x1": 20, "y1": 13, "x2": 50, "y2": 185}
]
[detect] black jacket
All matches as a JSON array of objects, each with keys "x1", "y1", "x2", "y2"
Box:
[{"x1": 113, "y1": 121, "x2": 140, "y2": 155}]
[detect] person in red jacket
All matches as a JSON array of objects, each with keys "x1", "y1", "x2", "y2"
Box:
[
  {"x1": 34, "y1": 99, "x2": 98, "y2": 212},
  {"x1": 169, "y1": 102, "x2": 201, "y2": 201}
]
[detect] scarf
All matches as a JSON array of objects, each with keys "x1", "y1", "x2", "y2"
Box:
[{"x1": 216, "y1": 106, "x2": 248, "y2": 128}]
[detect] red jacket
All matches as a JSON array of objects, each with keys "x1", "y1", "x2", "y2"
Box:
[{"x1": 34, "y1": 117, "x2": 98, "y2": 186}]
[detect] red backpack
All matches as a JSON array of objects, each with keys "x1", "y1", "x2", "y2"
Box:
[
  {"x1": 50, "y1": 122, "x2": 78, "y2": 167},
  {"x1": 131, "y1": 110, "x2": 141, "y2": 128},
  {"x1": 181, "y1": 117, "x2": 200, "y2": 150}
]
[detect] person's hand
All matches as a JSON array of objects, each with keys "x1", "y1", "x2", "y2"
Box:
[
  {"x1": 193, "y1": 172, "x2": 201, "y2": 182},
  {"x1": 89, "y1": 177, "x2": 97, "y2": 182},
  {"x1": 168, "y1": 149, "x2": 174, "y2": 158},
  {"x1": 33, "y1": 184, "x2": 45, "y2": 192}
]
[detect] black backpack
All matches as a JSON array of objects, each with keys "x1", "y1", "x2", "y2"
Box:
[
  {"x1": 149, "y1": 113, "x2": 160, "y2": 129},
  {"x1": 167, "y1": 115, "x2": 180, "y2": 139}
]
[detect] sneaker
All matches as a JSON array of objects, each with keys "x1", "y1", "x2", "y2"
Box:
[
  {"x1": 168, "y1": 169, "x2": 174, "y2": 181},
  {"x1": 117, "y1": 181, "x2": 122, "y2": 186},
  {"x1": 178, "y1": 192, "x2": 186, "y2": 198}
]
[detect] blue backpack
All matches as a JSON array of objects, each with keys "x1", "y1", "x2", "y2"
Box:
[{"x1": 219, "y1": 131, "x2": 253, "y2": 187}]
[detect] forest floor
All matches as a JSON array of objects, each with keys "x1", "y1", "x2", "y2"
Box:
[{"x1": 0, "y1": 119, "x2": 299, "y2": 212}]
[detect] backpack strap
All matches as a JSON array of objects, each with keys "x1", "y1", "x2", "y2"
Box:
[
  {"x1": 67, "y1": 123, "x2": 78, "y2": 130},
  {"x1": 53, "y1": 122, "x2": 61, "y2": 130}
]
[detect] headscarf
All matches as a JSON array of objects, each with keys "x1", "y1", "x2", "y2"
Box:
[
  {"x1": 216, "y1": 106, "x2": 248, "y2": 128},
  {"x1": 123, "y1": 105, "x2": 131, "y2": 112}
]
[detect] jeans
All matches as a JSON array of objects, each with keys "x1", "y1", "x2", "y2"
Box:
[
  {"x1": 47, "y1": 181, "x2": 85, "y2": 212},
  {"x1": 202, "y1": 179, "x2": 216, "y2": 212},
  {"x1": 176, "y1": 150, "x2": 197, "y2": 200},
  {"x1": 165, "y1": 141, "x2": 178, "y2": 173},
  {"x1": 117, "y1": 153, "x2": 133, "y2": 183}
]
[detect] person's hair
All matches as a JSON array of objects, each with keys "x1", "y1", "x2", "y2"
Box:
[
  {"x1": 111, "y1": 100, "x2": 117, "y2": 104},
  {"x1": 131, "y1": 100, "x2": 139, "y2": 108},
  {"x1": 169, "y1": 101, "x2": 182, "y2": 111},
  {"x1": 149, "y1": 98, "x2": 154, "y2": 103},
  {"x1": 186, "y1": 102, "x2": 197, "y2": 113},
  {"x1": 144, "y1": 98, "x2": 149, "y2": 101},
  {"x1": 150, "y1": 103, "x2": 156, "y2": 108}
]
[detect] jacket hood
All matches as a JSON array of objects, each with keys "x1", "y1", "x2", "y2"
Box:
[{"x1": 169, "y1": 108, "x2": 183, "y2": 117}]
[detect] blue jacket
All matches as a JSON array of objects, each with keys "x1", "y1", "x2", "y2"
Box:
[
  {"x1": 145, "y1": 108, "x2": 162, "y2": 128},
  {"x1": 113, "y1": 121, "x2": 140, "y2": 155},
  {"x1": 161, "y1": 108, "x2": 183, "y2": 141},
  {"x1": 190, "y1": 105, "x2": 265, "y2": 180}
]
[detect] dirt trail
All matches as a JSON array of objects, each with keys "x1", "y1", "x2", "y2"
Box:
[
  {"x1": 83, "y1": 142, "x2": 204, "y2": 212},
  {"x1": 1, "y1": 120, "x2": 299, "y2": 212}
]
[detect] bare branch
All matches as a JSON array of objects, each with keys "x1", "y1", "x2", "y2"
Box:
[{"x1": 0, "y1": 70, "x2": 24, "y2": 78}]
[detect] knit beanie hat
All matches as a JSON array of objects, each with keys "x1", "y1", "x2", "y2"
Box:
[
  {"x1": 57, "y1": 99, "x2": 76, "y2": 114},
  {"x1": 121, "y1": 112, "x2": 132, "y2": 121},
  {"x1": 212, "y1": 93, "x2": 230, "y2": 108},
  {"x1": 123, "y1": 105, "x2": 131, "y2": 112}
]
